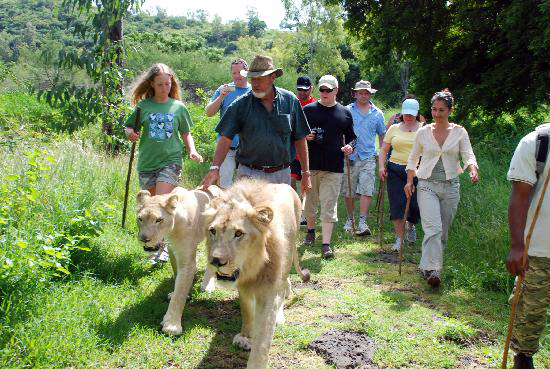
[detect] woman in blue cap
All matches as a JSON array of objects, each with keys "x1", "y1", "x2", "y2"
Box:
[{"x1": 378, "y1": 98, "x2": 422, "y2": 252}]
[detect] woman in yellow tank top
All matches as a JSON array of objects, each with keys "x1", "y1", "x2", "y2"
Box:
[{"x1": 378, "y1": 98, "x2": 422, "y2": 252}]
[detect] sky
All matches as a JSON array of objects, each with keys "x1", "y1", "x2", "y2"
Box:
[{"x1": 141, "y1": 0, "x2": 287, "y2": 29}]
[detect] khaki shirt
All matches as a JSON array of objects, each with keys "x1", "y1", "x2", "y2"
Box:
[{"x1": 406, "y1": 123, "x2": 478, "y2": 180}]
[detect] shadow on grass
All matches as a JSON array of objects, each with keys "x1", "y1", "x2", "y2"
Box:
[
  {"x1": 70, "y1": 245, "x2": 152, "y2": 286},
  {"x1": 93, "y1": 276, "x2": 249, "y2": 368}
]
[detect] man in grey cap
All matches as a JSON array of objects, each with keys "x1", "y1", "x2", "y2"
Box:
[
  {"x1": 201, "y1": 55, "x2": 311, "y2": 194},
  {"x1": 343, "y1": 80, "x2": 385, "y2": 236}
]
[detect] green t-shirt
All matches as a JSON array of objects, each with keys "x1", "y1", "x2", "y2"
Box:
[
  {"x1": 215, "y1": 87, "x2": 310, "y2": 167},
  {"x1": 125, "y1": 98, "x2": 192, "y2": 172}
]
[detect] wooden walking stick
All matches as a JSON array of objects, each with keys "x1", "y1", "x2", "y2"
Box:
[
  {"x1": 122, "y1": 107, "x2": 141, "y2": 228},
  {"x1": 399, "y1": 197, "x2": 411, "y2": 276},
  {"x1": 345, "y1": 156, "x2": 356, "y2": 234},
  {"x1": 378, "y1": 178, "x2": 385, "y2": 248},
  {"x1": 501, "y1": 164, "x2": 550, "y2": 369}
]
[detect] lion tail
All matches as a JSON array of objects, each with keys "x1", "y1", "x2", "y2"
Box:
[{"x1": 292, "y1": 241, "x2": 310, "y2": 283}]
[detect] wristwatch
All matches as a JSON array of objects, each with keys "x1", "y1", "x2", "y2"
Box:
[
  {"x1": 209, "y1": 165, "x2": 220, "y2": 171},
  {"x1": 301, "y1": 170, "x2": 310, "y2": 175}
]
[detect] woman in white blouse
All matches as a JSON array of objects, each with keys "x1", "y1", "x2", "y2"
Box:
[{"x1": 404, "y1": 89, "x2": 479, "y2": 288}]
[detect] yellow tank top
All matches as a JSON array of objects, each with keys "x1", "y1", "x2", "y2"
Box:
[{"x1": 384, "y1": 123, "x2": 419, "y2": 165}]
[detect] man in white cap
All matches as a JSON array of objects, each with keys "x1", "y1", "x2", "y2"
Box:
[
  {"x1": 343, "y1": 80, "x2": 386, "y2": 236},
  {"x1": 302, "y1": 75, "x2": 355, "y2": 258},
  {"x1": 205, "y1": 58, "x2": 251, "y2": 188},
  {"x1": 201, "y1": 55, "x2": 311, "y2": 194}
]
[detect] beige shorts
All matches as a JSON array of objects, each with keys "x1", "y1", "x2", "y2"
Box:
[
  {"x1": 303, "y1": 170, "x2": 343, "y2": 223},
  {"x1": 342, "y1": 157, "x2": 376, "y2": 197}
]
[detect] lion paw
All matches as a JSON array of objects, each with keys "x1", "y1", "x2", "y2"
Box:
[
  {"x1": 161, "y1": 314, "x2": 182, "y2": 336},
  {"x1": 201, "y1": 277, "x2": 216, "y2": 293},
  {"x1": 162, "y1": 321, "x2": 182, "y2": 336},
  {"x1": 167, "y1": 291, "x2": 174, "y2": 300},
  {"x1": 233, "y1": 333, "x2": 251, "y2": 351}
]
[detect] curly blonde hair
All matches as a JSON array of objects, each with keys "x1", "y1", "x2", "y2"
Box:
[{"x1": 129, "y1": 63, "x2": 182, "y2": 106}]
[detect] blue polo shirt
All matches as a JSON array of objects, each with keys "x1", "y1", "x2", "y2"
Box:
[
  {"x1": 347, "y1": 101, "x2": 385, "y2": 160},
  {"x1": 210, "y1": 83, "x2": 251, "y2": 148},
  {"x1": 216, "y1": 86, "x2": 310, "y2": 167}
]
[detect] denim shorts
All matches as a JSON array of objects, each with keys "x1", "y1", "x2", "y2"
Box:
[{"x1": 138, "y1": 163, "x2": 181, "y2": 190}]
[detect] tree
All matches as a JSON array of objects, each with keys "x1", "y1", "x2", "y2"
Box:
[
  {"x1": 246, "y1": 7, "x2": 267, "y2": 38},
  {"x1": 281, "y1": 0, "x2": 349, "y2": 84},
  {"x1": 39, "y1": 0, "x2": 142, "y2": 140},
  {"x1": 335, "y1": 0, "x2": 550, "y2": 115}
]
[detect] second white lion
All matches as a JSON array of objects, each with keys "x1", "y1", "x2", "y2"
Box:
[{"x1": 203, "y1": 178, "x2": 310, "y2": 369}]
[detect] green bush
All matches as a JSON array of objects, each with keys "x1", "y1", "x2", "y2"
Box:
[{"x1": 0, "y1": 150, "x2": 115, "y2": 293}]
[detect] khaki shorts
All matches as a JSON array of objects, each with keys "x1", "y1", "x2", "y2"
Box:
[
  {"x1": 303, "y1": 170, "x2": 343, "y2": 223},
  {"x1": 138, "y1": 163, "x2": 181, "y2": 190},
  {"x1": 342, "y1": 157, "x2": 376, "y2": 197}
]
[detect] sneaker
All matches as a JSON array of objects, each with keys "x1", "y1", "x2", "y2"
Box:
[
  {"x1": 343, "y1": 218, "x2": 353, "y2": 232},
  {"x1": 300, "y1": 215, "x2": 307, "y2": 226},
  {"x1": 513, "y1": 353, "x2": 535, "y2": 369},
  {"x1": 391, "y1": 237, "x2": 401, "y2": 252},
  {"x1": 149, "y1": 243, "x2": 169, "y2": 264},
  {"x1": 304, "y1": 230, "x2": 315, "y2": 245},
  {"x1": 406, "y1": 223, "x2": 417, "y2": 243},
  {"x1": 321, "y1": 244, "x2": 334, "y2": 259},
  {"x1": 355, "y1": 220, "x2": 371, "y2": 236},
  {"x1": 427, "y1": 270, "x2": 441, "y2": 288}
]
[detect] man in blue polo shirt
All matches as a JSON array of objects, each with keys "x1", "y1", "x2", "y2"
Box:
[
  {"x1": 201, "y1": 55, "x2": 311, "y2": 194},
  {"x1": 344, "y1": 80, "x2": 385, "y2": 236},
  {"x1": 205, "y1": 58, "x2": 251, "y2": 188}
]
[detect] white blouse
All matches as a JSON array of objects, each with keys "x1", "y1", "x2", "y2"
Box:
[{"x1": 406, "y1": 123, "x2": 478, "y2": 180}]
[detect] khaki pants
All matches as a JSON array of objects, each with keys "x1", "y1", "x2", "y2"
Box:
[
  {"x1": 304, "y1": 170, "x2": 343, "y2": 223},
  {"x1": 511, "y1": 256, "x2": 550, "y2": 355},
  {"x1": 219, "y1": 149, "x2": 237, "y2": 188},
  {"x1": 417, "y1": 179, "x2": 460, "y2": 271}
]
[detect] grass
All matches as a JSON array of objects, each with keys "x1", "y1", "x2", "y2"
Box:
[{"x1": 1, "y1": 98, "x2": 549, "y2": 368}]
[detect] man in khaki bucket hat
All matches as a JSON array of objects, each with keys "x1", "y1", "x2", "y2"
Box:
[{"x1": 201, "y1": 55, "x2": 311, "y2": 194}]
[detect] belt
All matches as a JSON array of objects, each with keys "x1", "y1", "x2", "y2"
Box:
[
  {"x1": 229, "y1": 147, "x2": 237, "y2": 150},
  {"x1": 242, "y1": 162, "x2": 291, "y2": 173}
]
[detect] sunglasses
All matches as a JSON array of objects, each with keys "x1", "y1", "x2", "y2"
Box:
[
  {"x1": 319, "y1": 88, "x2": 334, "y2": 93},
  {"x1": 297, "y1": 87, "x2": 310, "y2": 91}
]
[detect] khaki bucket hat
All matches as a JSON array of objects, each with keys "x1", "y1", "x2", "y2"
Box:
[{"x1": 240, "y1": 55, "x2": 283, "y2": 78}]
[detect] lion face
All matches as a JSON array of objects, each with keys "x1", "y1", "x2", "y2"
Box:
[
  {"x1": 204, "y1": 197, "x2": 273, "y2": 284},
  {"x1": 136, "y1": 190, "x2": 178, "y2": 252}
]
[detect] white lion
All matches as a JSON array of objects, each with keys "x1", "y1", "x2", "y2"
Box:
[
  {"x1": 136, "y1": 185, "x2": 222, "y2": 335},
  {"x1": 203, "y1": 178, "x2": 310, "y2": 369}
]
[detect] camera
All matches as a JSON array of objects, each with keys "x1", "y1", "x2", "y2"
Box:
[
  {"x1": 311, "y1": 127, "x2": 324, "y2": 144},
  {"x1": 227, "y1": 83, "x2": 236, "y2": 92}
]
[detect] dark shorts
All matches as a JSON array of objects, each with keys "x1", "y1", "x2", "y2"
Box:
[
  {"x1": 387, "y1": 161, "x2": 420, "y2": 223},
  {"x1": 138, "y1": 163, "x2": 181, "y2": 190},
  {"x1": 290, "y1": 158, "x2": 302, "y2": 181}
]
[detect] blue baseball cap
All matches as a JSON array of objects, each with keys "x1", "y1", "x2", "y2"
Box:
[{"x1": 401, "y1": 99, "x2": 419, "y2": 116}]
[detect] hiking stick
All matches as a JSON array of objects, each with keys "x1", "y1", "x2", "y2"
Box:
[
  {"x1": 399, "y1": 197, "x2": 411, "y2": 276},
  {"x1": 375, "y1": 181, "x2": 383, "y2": 224},
  {"x1": 345, "y1": 156, "x2": 356, "y2": 234},
  {"x1": 501, "y1": 164, "x2": 550, "y2": 369},
  {"x1": 122, "y1": 108, "x2": 141, "y2": 228},
  {"x1": 378, "y1": 179, "x2": 385, "y2": 248}
]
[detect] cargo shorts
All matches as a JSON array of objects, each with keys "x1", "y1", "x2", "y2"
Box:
[{"x1": 138, "y1": 163, "x2": 181, "y2": 190}]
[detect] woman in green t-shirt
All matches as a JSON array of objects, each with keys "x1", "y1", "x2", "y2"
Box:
[
  {"x1": 124, "y1": 63, "x2": 203, "y2": 263},
  {"x1": 124, "y1": 63, "x2": 203, "y2": 196}
]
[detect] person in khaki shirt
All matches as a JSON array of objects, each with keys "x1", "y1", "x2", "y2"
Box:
[{"x1": 404, "y1": 89, "x2": 479, "y2": 288}]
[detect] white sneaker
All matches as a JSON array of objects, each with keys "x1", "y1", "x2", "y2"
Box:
[
  {"x1": 343, "y1": 218, "x2": 353, "y2": 232},
  {"x1": 406, "y1": 223, "x2": 416, "y2": 243},
  {"x1": 391, "y1": 237, "x2": 401, "y2": 252},
  {"x1": 355, "y1": 220, "x2": 371, "y2": 236},
  {"x1": 149, "y1": 244, "x2": 169, "y2": 264}
]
